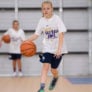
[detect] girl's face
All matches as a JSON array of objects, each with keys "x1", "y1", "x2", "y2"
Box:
[
  {"x1": 42, "y1": 3, "x2": 53, "y2": 18},
  {"x1": 13, "y1": 22, "x2": 19, "y2": 31}
]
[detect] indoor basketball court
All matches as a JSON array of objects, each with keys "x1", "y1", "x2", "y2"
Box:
[
  {"x1": 0, "y1": 0, "x2": 92, "y2": 92},
  {"x1": 0, "y1": 77, "x2": 92, "y2": 92}
]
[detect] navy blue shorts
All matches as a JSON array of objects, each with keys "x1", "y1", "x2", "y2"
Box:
[
  {"x1": 9, "y1": 53, "x2": 22, "y2": 60},
  {"x1": 39, "y1": 52, "x2": 62, "y2": 69}
]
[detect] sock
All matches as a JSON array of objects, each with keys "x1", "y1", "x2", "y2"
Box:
[
  {"x1": 40, "y1": 83, "x2": 45, "y2": 90},
  {"x1": 53, "y1": 77, "x2": 58, "y2": 80},
  {"x1": 51, "y1": 77, "x2": 58, "y2": 86}
]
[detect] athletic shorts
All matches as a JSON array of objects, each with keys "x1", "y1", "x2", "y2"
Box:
[
  {"x1": 9, "y1": 53, "x2": 22, "y2": 60},
  {"x1": 39, "y1": 52, "x2": 62, "y2": 69}
]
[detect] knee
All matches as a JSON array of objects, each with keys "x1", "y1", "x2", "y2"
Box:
[{"x1": 51, "y1": 69, "x2": 58, "y2": 74}]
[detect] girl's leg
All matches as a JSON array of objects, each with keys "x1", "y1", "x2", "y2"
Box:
[
  {"x1": 49, "y1": 68, "x2": 59, "y2": 90},
  {"x1": 41, "y1": 63, "x2": 50, "y2": 83},
  {"x1": 17, "y1": 59, "x2": 23, "y2": 76},
  {"x1": 12, "y1": 60, "x2": 17, "y2": 76},
  {"x1": 12, "y1": 60, "x2": 16, "y2": 72},
  {"x1": 51, "y1": 68, "x2": 58, "y2": 78},
  {"x1": 49, "y1": 55, "x2": 62, "y2": 90},
  {"x1": 17, "y1": 59, "x2": 22, "y2": 72},
  {"x1": 38, "y1": 63, "x2": 50, "y2": 92}
]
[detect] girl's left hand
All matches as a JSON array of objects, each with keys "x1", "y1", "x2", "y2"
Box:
[{"x1": 54, "y1": 50, "x2": 62, "y2": 59}]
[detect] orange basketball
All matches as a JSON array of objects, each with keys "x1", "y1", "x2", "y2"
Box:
[
  {"x1": 20, "y1": 41, "x2": 36, "y2": 57},
  {"x1": 2, "y1": 35, "x2": 10, "y2": 43}
]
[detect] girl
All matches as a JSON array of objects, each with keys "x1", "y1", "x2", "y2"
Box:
[
  {"x1": 0, "y1": 20, "x2": 25, "y2": 77},
  {"x1": 27, "y1": 1, "x2": 67, "y2": 92}
]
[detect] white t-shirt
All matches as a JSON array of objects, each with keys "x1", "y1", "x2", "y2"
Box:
[
  {"x1": 35, "y1": 14, "x2": 68, "y2": 54},
  {"x1": 4, "y1": 28, "x2": 25, "y2": 54}
]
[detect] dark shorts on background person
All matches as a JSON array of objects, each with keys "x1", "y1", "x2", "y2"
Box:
[
  {"x1": 39, "y1": 52, "x2": 63, "y2": 69},
  {"x1": 9, "y1": 53, "x2": 22, "y2": 60}
]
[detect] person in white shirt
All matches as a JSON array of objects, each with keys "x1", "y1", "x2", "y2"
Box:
[
  {"x1": 27, "y1": 1, "x2": 67, "y2": 92},
  {"x1": 0, "y1": 20, "x2": 25, "y2": 77}
]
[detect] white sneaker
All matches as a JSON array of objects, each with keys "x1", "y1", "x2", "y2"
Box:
[
  {"x1": 12, "y1": 72, "x2": 17, "y2": 77},
  {"x1": 18, "y1": 72, "x2": 23, "y2": 77}
]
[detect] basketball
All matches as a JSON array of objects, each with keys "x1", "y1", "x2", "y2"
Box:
[
  {"x1": 20, "y1": 41, "x2": 36, "y2": 57},
  {"x1": 2, "y1": 35, "x2": 10, "y2": 43}
]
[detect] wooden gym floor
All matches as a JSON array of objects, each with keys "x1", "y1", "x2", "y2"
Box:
[{"x1": 0, "y1": 77, "x2": 91, "y2": 92}]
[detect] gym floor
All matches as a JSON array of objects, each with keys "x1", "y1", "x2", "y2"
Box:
[{"x1": 0, "y1": 77, "x2": 91, "y2": 92}]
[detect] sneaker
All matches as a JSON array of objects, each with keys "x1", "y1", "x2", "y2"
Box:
[
  {"x1": 49, "y1": 77, "x2": 58, "y2": 90},
  {"x1": 12, "y1": 72, "x2": 17, "y2": 77},
  {"x1": 18, "y1": 72, "x2": 23, "y2": 77},
  {"x1": 38, "y1": 89, "x2": 44, "y2": 92}
]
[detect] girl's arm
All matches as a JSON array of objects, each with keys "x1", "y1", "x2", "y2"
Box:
[
  {"x1": 55, "y1": 32, "x2": 64, "y2": 58},
  {"x1": 58, "y1": 32, "x2": 64, "y2": 52},
  {"x1": 27, "y1": 34, "x2": 39, "y2": 41}
]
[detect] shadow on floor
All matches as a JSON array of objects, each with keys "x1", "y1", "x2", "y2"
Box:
[{"x1": 66, "y1": 77, "x2": 92, "y2": 84}]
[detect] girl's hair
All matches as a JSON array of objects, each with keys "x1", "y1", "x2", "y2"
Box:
[
  {"x1": 42, "y1": 0, "x2": 53, "y2": 8},
  {"x1": 12, "y1": 20, "x2": 19, "y2": 24}
]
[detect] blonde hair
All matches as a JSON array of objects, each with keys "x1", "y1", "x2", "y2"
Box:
[{"x1": 42, "y1": 0, "x2": 53, "y2": 8}]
